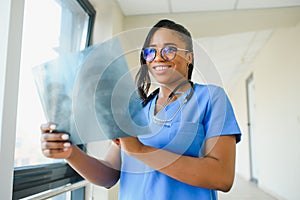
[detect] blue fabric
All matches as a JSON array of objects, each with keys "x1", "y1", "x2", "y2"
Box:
[{"x1": 119, "y1": 84, "x2": 241, "y2": 200}]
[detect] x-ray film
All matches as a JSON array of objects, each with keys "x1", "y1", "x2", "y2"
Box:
[{"x1": 33, "y1": 38, "x2": 149, "y2": 144}]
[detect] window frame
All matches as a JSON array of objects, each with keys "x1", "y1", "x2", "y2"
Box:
[
  {"x1": 13, "y1": 162, "x2": 84, "y2": 199},
  {"x1": 76, "y1": 0, "x2": 96, "y2": 47},
  {"x1": 13, "y1": 0, "x2": 95, "y2": 199}
]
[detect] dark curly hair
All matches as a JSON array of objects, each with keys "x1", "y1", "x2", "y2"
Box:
[{"x1": 135, "y1": 19, "x2": 194, "y2": 100}]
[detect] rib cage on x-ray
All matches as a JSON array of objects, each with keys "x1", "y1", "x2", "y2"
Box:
[{"x1": 33, "y1": 38, "x2": 149, "y2": 145}]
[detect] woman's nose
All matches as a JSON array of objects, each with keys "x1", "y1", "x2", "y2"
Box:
[{"x1": 153, "y1": 49, "x2": 165, "y2": 62}]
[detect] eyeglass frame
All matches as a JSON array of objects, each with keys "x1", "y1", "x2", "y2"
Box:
[{"x1": 142, "y1": 45, "x2": 190, "y2": 63}]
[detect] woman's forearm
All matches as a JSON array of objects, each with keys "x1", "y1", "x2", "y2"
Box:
[
  {"x1": 120, "y1": 136, "x2": 236, "y2": 192},
  {"x1": 66, "y1": 146, "x2": 120, "y2": 188},
  {"x1": 135, "y1": 146, "x2": 234, "y2": 191}
]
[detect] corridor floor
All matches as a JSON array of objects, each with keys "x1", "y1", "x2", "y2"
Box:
[{"x1": 218, "y1": 175, "x2": 279, "y2": 200}]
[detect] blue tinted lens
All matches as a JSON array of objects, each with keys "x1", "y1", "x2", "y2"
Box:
[
  {"x1": 143, "y1": 48, "x2": 156, "y2": 62},
  {"x1": 164, "y1": 46, "x2": 177, "y2": 54},
  {"x1": 162, "y1": 46, "x2": 177, "y2": 61}
]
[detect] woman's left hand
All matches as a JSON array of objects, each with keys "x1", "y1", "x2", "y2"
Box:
[{"x1": 118, "y1": 137, "x2": 144, "y2": 155}]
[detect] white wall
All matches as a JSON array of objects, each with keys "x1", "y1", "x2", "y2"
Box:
[
  {"x1": 228, "y1": 21, "x2": 300, "y2": 200},
  {"x1": 0, "y1": 0, "x2": 25, "y2": 199},
  {"x1": 91, "y1": 0, "x2": 124, "y2": 43},
  {"x1": 0, "y1": 0, "x2": 11, "y2": 141}
]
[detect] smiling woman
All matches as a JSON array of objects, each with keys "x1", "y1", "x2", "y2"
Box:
[{"x1": 39, "y1": 19, "x2": 241, "y2": 200}]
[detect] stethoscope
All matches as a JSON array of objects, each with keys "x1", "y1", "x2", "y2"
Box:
[{"x1": 150, "y1": 80, "x2": 194, "y2": 125}]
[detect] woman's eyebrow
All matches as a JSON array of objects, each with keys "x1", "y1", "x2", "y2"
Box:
[
  {"x1": 164, "y1": 43, "x2": 177, "y2": 46},
  {"x1": 148, "y1": 42, "x2": 177, "y2": 47}
]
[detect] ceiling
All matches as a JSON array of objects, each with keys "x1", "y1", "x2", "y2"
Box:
[
  {"x1": 196, "y1": 30, "x2": 273, "y2": 87},
  {"x1": 116, "y1": 0, "x2": 300, "y2": 16},
  {"x1": 112, "y1": 0, "x2": 300, "y2": 88}
]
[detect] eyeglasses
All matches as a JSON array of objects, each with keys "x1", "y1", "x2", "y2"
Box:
[{"x1": 142, "y1": 45, "x2": 189, "y2": 62}]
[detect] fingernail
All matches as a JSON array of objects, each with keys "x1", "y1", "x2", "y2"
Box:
[
  {"x1": 61, "y1": 134, "x2": 69, "y2": 140},
  {"x1": 64, "y1": 143, "x2": 71, "y2": 147},
  {"x1": 50, "y1": 124, "x2": 56, "y2": 130},
  {"x1": 63, "y1": 148, "x2": 69, "y2": 152}
]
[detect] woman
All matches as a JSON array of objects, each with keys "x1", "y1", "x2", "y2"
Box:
[{"x1": 41, "y1": 19, "x2": 241, "y2": 200}]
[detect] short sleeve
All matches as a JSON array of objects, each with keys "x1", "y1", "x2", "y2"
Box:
[{"x1": 203, "y1": 86, "x2": 241, "y2": 143}]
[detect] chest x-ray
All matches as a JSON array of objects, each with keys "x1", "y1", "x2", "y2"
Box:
[{"x1": 33, "y1": 38, "x2": 149, "y2": 144}]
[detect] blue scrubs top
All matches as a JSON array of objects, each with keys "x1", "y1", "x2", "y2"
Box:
[{"x1": 119, "y1": 84, "x2": 241, "y2": 200}]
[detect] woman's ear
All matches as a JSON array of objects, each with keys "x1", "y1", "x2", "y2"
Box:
[{"x1": 187, "y1": 51, "x2": 193, "y2": 64}]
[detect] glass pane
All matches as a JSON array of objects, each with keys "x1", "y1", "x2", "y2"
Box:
[
  {"x1": 14, "y1": 0, "x2": 89, "y2": 167},
  {"x1": 51, "y1": 191, "x2": 71, "y2": 200},
  {"x1": 20, "y1": 189, "x2": 71, "y2": 200}
]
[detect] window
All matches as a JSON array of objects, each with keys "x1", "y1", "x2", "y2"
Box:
[
  {"x1": 15, "y1": 0, "x2": 94, "y2": 168},
  {"x1": 13, "y1": 0, "x2": 95, "y2": 199}
]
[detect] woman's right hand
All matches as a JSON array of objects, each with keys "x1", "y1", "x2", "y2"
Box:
[{"x1": 40, "y1": 123, "x2": 73, "y2": 159}]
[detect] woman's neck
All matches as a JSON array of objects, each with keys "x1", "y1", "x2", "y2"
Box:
[
  {"x1": 158, "y1": 79, "x2": 190, "y2": 100},
  {"x1": 154, "y1": 79, "x2": 191, "y2": 114}
]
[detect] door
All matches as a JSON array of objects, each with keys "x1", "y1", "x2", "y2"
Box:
[{"x1": 246, "y1": 74, "x2": 259, "y2": 184}]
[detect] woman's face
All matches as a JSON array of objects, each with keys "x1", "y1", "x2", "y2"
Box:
[{"x1": 146, "y1": 28, "x2": 193, "y2": 86}]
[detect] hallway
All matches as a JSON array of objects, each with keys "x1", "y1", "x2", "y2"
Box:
[{"x1": 219, "y1": 176, "x2": 279, "y2": 200}]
